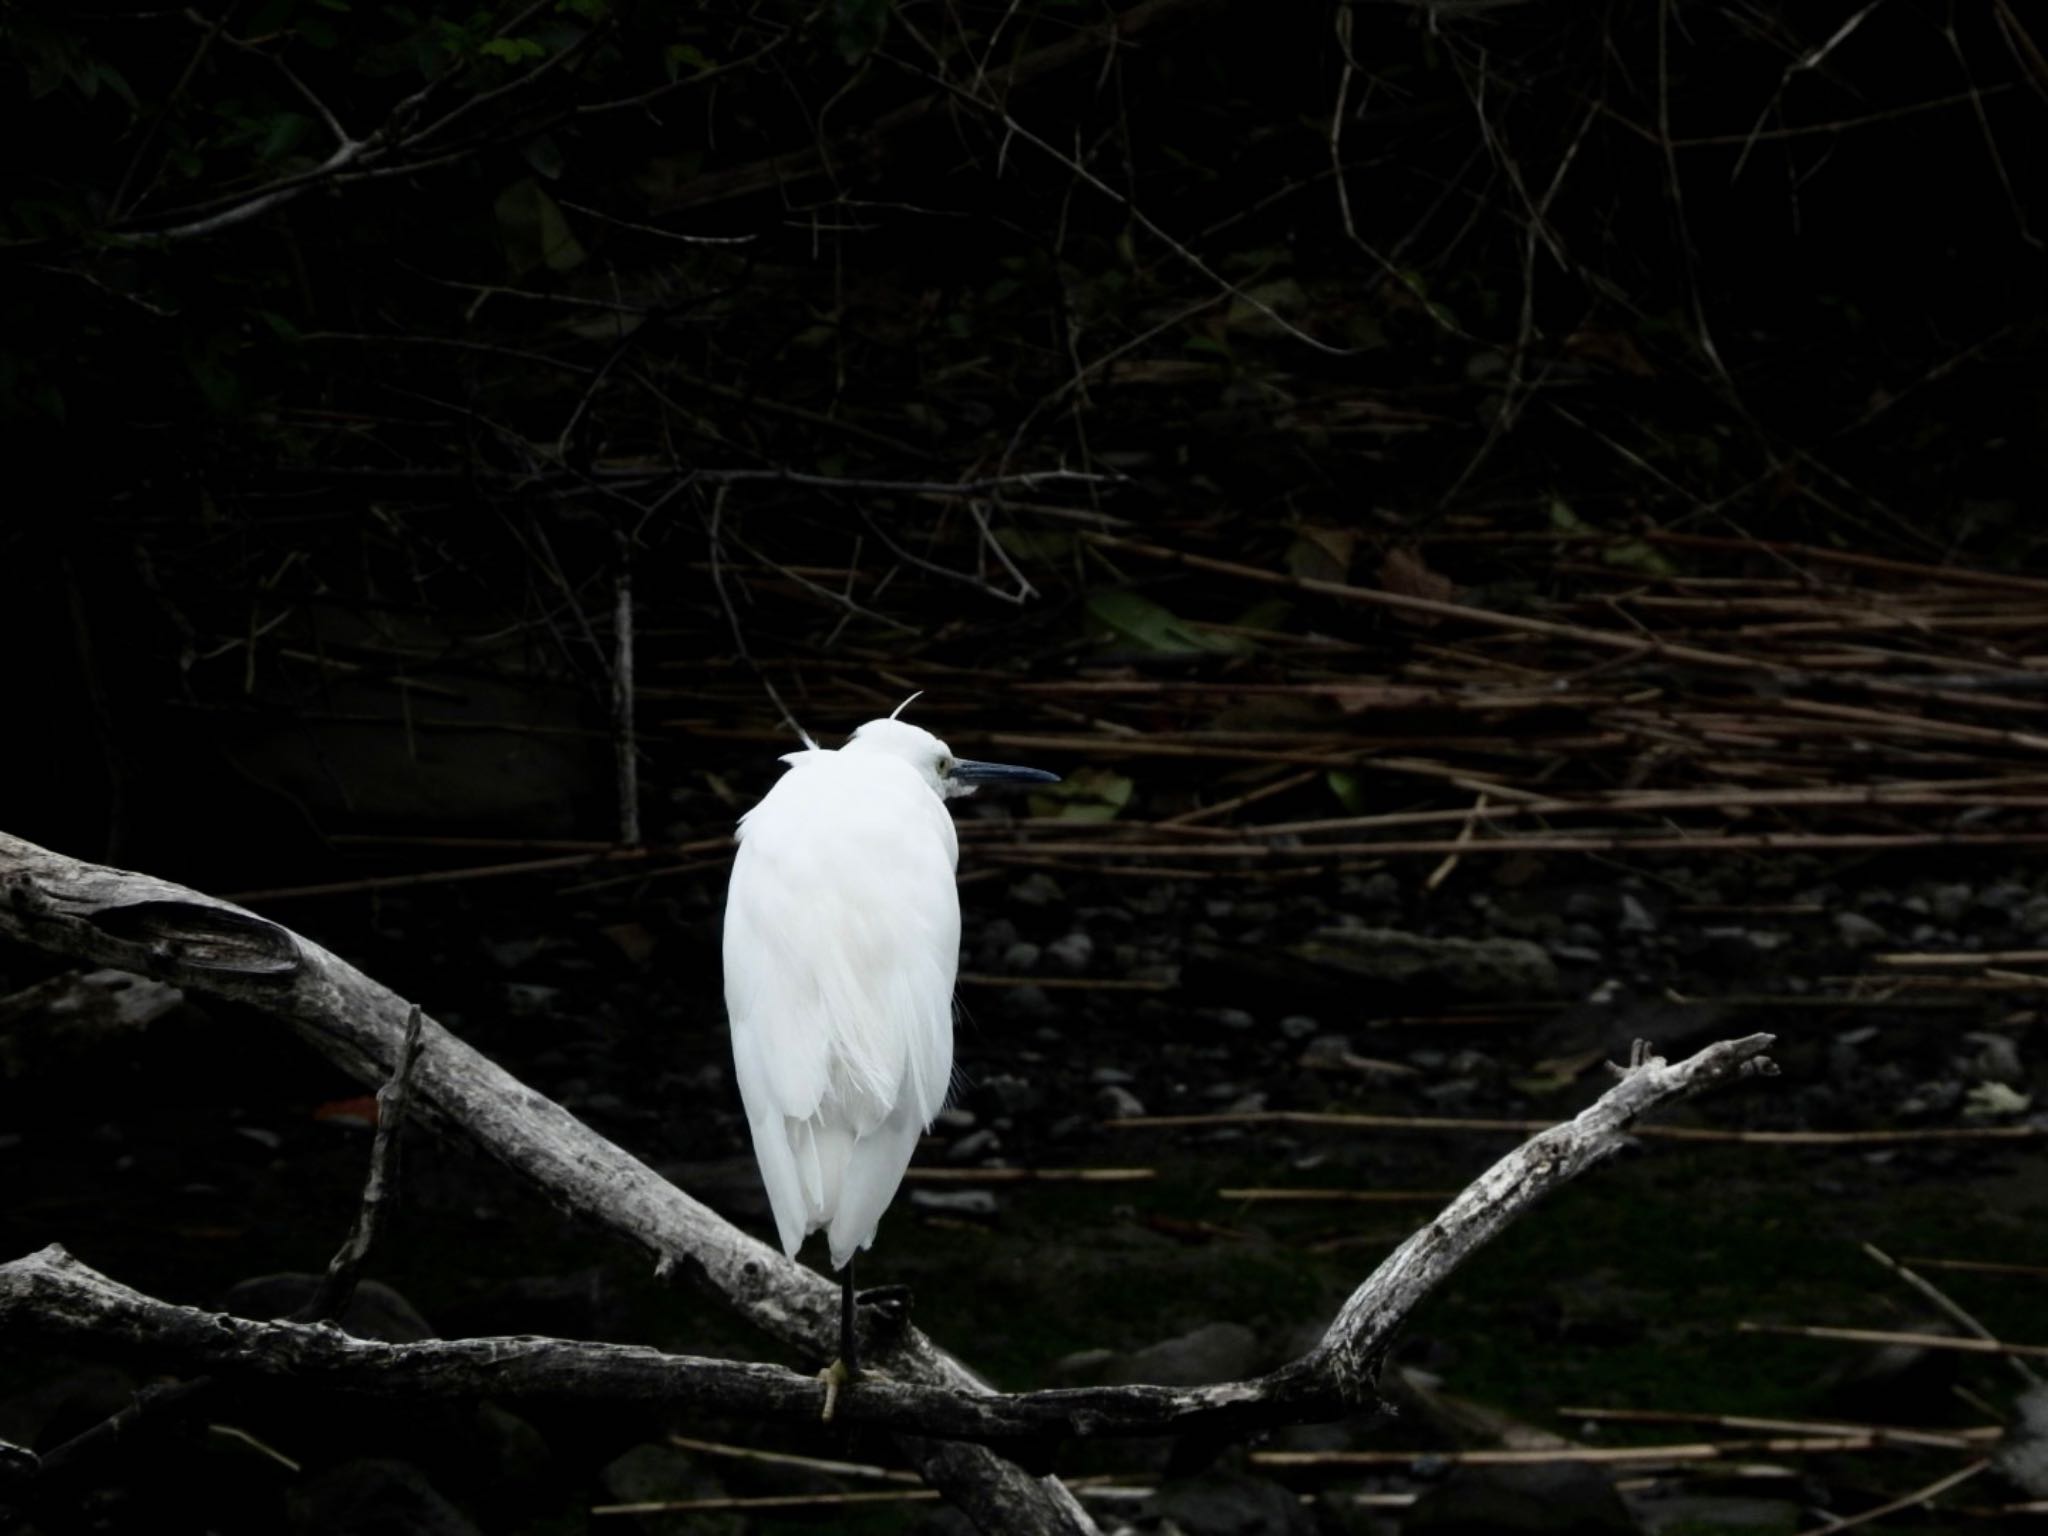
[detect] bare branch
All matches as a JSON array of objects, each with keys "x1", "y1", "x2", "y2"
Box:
[
  {"x1": 300, "y1": 1003, "x2": 428, "y2": 1323},
  {"x1": 0, "y1": 834, "x2": 1775, "y2": 1525},
  {"x1": 0, "y1": 1032, "x2": 1775, "y2": 1442}
]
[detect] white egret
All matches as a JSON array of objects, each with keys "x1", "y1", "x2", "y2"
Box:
[{"x1": 722, "y1": 709, "x2": 1057, "y2": 1384}]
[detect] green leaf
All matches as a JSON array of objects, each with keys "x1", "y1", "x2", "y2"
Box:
[
  {"x1": 257, "y1": 112, "x2": 311, "y2": 163},
  {"x1": 480, "y1": 36, "x2": 548, "y2": 62},
  {"x1": 664, "y1": 42, "x2": 714, "y2": 76},
  {"x1": 1286, "y1": 526, "x2": 1355, "y2": 583},
  {"x1": 520, "y1": 132, "x2": 565, "y2": 181},
  {"x1": 1326, "y1": 770, "x2": 1367, "y2": 814},
  {"x1": 1547, "y1": 497, "x2": 1585, "y2": 531},
  {"x1": 1028, "y1": 767, "x2": 1133, "y2": 823},
  {"x1": 832, "y1": 0, "x2": 891, "y2": 61},
  {"x1": 493, "y1": 177, "x2": 586, "y2": 274},
  {"x1": 1086, "y1": 588, "x2": 1236, "y2": 656},
  {"x1": 1602, "y1": 539, "x2": 1677, "y2": 577}
]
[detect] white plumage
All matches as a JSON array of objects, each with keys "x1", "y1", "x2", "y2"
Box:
[{"x1": 723, "y1": 716, "x2": 1052, "y2": 1272}]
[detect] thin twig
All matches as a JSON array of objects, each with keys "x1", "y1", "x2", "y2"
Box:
[{"x1": 299, "y1": 1005, "x2": 428, "y2": 1323}]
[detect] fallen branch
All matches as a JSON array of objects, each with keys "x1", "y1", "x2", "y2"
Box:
[
  {"x1": 0, "y1": 1030, "x2": 1775, "y2": 1443},
  {"x1": 0, "y1": 831, "x2": 1778, "y2": 1485}
]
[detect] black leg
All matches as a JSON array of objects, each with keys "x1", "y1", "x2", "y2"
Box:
[{"x1": 839, "y1": 1255, "x2": 858, "y2": 1377}]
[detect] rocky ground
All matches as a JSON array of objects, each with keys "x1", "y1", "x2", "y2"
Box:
[{"x1": 3, "y1": 848, "x2": 2046, "y2": 1535}]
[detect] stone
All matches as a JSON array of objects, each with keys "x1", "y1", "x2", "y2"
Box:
[
  {"x1": 1107, "y1": 1321, "x2": 1260, "y2": 1386},
  {"x1": 946, "y1": 1128, "x2": 1001, "y2": 1162},
  {"x1": 1154, "y1": 1472, "x2": 1316, "y2": 1534},
  {"x1": 972, "y1": 1074, "x2": 1040, "y2": 1116},
  {"x1": 1050, "y1": 1347, "x2": 1117, "y2": 1383},
  {"x1": 1405, "y1": 1462, "x2": 1638, "y2": 1533},
  {"x1": 1009, "y1": 872, "x2": 1064, "y2": 908},
  {"x1": 1096, "y1": 1085, "x2": 1147, "y2": 1119},
  {"x1": 1995, "y1": 1384, "x2": 2048, "y2": 1497},
  {"x1": 222, "y1": 1275, "x2": 434, "y2": 1343},
  {"x1": 2017, "y1": 893, "x2": 2048, "y2": 936},
  {"x1": 599, "y1": 1444, "x2": 740, "y2": 1536},
  {"x1": 1834, "y1": 911, "x2": 1888, "y2": 948},
  {"x1": 1045, "y1": 932, "x2": 1095, "y2": 972},
  {"x1": 1000, "y1": 941, "x2": 1042, "y2": 973},
  {"x1": 1618, "y1": 894, "x2": 1658, "y2": 935},
  {"x1": 288, "y1": 1460, "x2": 481, "y2": 1536},
  {"x1": 1294, "y1": 926, "x2": 1558, "y2": 1000},
  {"x1": 0, "y1": 1363, "x2": 137, "y2": 1450},
  {"x1": 1345, "y1": 870, "x2": 1401, "y2": 906},
  {"x1": 1966, "y1": 1031, "x2": 2024, "y2": 1084},
  {"x1": 1928, "y1": 883, "x2": 1973, "y2": 925},
  {"x1": 908, "y1": 1188, "x2": 998, "y2": 1216}
]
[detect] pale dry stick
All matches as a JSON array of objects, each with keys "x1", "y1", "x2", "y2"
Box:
[
  {"x1": 1738, "y1": 1323, "x2": 2048, "y2": 1361},
  {"x1": 1424, "y1": 791, "x2": 1487, "y2": 892},
  {"x1": 1110, "y1": 1110, "x2": 2045, "y2": 1147},
  {"x1": 1217, "y1": 1189, "x2": 1459, "y2": 1204},
  {"x1": 904, "y1": 1168, "x2": 1155, "y2": 1184},
  {"x1": 1251, "y1": 779, "x2": 2048, "y2": 840},
  {"x1": 1644, "y1": 531, "x2": 2048, "y2": 598},
  {"x1": 1253, "y1": 1436, "x2": 1937, "y2": 1469},
  {"x1": 611, "y1": 554, "x2": 640, "y2": 847},
  {"x1": 974, "y1": 832, "x2": 2048, "y2": 862},
  {"x1": 1900, "y1": 1257, "x2": 2048, "y2": 1280},
  {"x1": 1559, "y1": 1407, "x2": 1998, "y2": 1451},
  {"x1": 956, "y1": 973, "x2": 1174, "y2": 992},
  {"x1": 1863, "y1": 1243, "x2": 2043, "y2": 1388},
  {"x1": 1159, "y1": 769, "x2": 1324, "y2": 828},
  {"x1": 1778, "y1": 696, "x2": 2048, "y2": 753},
  {"x1": 299, "y1": 1004, "x2": 428, "y2": 1323},
  {"x1": 1873, "y1": 950, "x2": 2048, "y2": 969},
  {"x1": 1791, "y1": 1457, "x2": 1991, "y2": 1536},
  {"x1": 1080, "y1": 533, "x2": 1775, "y2": 673},
  {"x1": 1841, "y1": 974, "x2": 2048, "y2": 994},
  {"x1": 224, "y1": 840, "x2": 734, "y2": 902},
  {"x1": 596, "y1": 1475, "x2": 1142, "y2": 1518},
  {"x1": 595, "y1": 1489, "x2": 942, "y2": 1515},
  {"x1": 665, "y1": 1432, "x2": 920, "y2": 1483}
]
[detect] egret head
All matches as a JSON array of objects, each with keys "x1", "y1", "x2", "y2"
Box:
[{"x1": 845, "y1": 716, "x2": 1060, "y2": 801}]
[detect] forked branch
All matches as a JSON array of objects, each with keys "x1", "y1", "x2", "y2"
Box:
[{"x1": 0, "y1": 833, "x2": 1774, "y2": 1524}]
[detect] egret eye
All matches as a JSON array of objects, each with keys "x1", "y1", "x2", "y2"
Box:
[{"x1": 938, "y1": 758, "x2": 955, "y2": 778}]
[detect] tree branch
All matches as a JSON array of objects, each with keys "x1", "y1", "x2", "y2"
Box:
[
  {"x1": 0, "y1": 833, "x2": 1774, "y2": 1524},
  {"x1": 0, "y1": 1033, "x2": 1774, "y2": 1444}
]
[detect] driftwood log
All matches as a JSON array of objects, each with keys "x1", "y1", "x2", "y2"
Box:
[{"x1": 0, "y1": 831, "x2": 1776, "y2": 1531}]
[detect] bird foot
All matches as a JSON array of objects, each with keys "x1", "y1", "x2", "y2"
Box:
[{"x1": 817, "y1": 1357, "x2": 854, "y2": 1423}]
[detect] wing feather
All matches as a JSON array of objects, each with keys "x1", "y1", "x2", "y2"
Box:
[{"x1": 723, "y1": 751, "x2": 959, "y2": 1263}]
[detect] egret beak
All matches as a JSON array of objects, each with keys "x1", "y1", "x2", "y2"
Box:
[{"x1": 951, "y1": 760, "x2": 1061, "y2": 786}]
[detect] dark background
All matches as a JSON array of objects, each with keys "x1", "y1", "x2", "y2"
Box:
[{"x1": 2, "y1": 0, "x2": 2046, "y2": 1532}]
